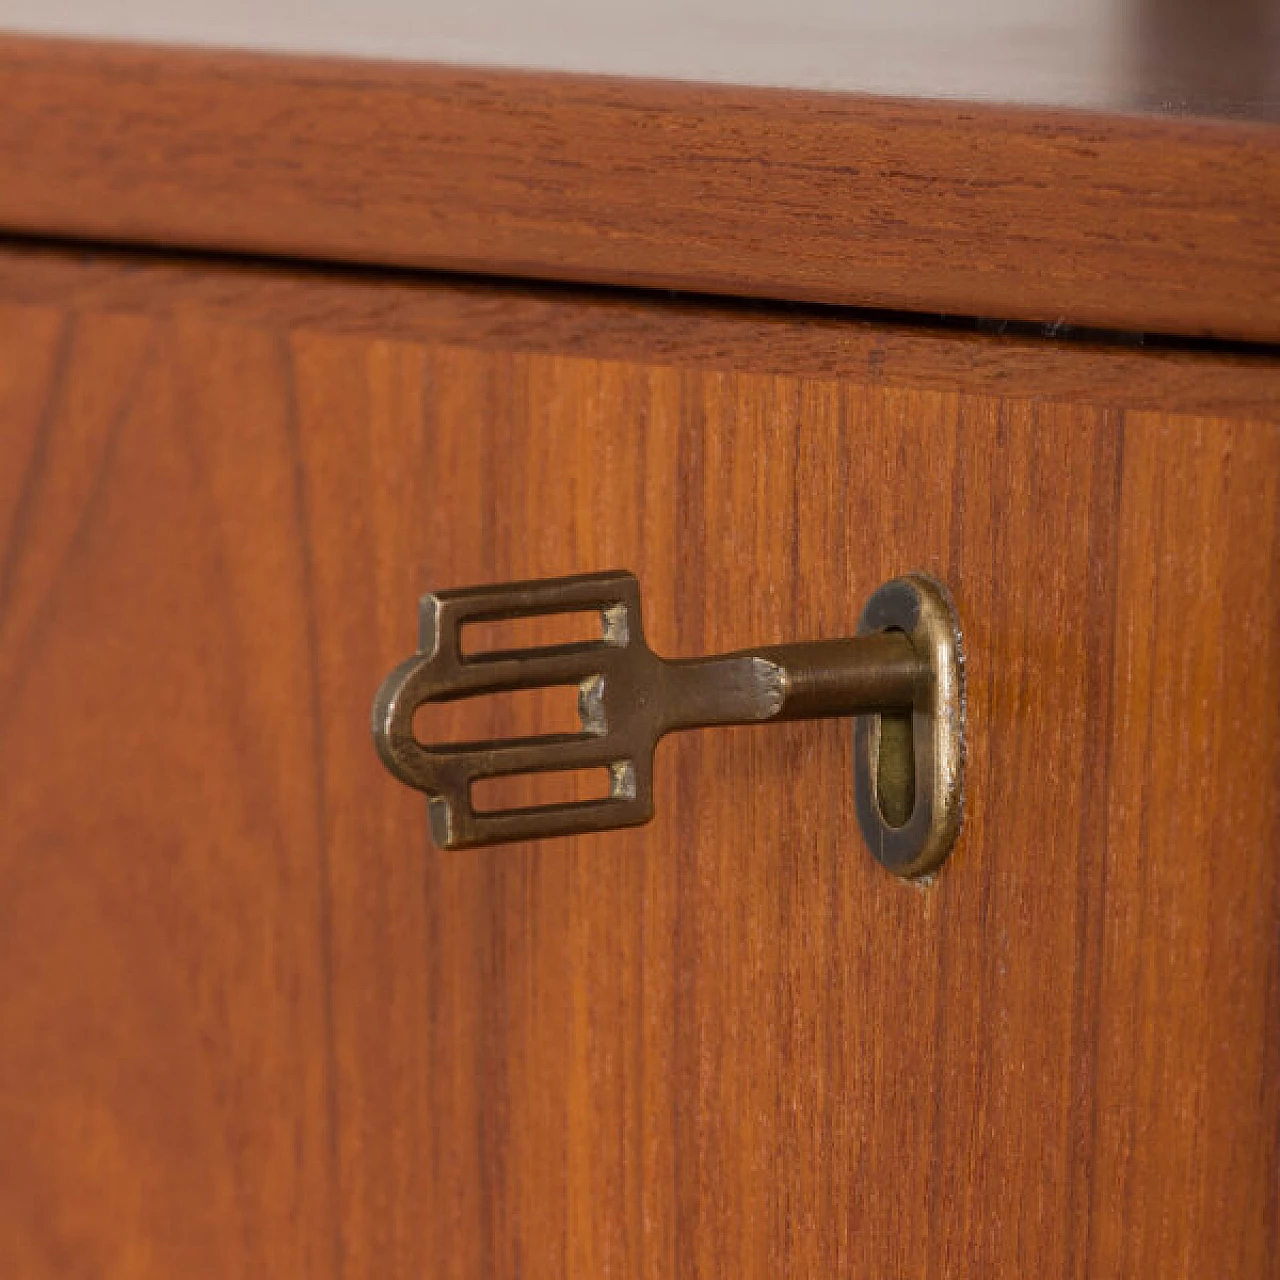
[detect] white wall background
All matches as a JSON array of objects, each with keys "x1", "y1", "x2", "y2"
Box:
[{"x1": 0, "y1": 0, "x2": 1132, "y2": 107}]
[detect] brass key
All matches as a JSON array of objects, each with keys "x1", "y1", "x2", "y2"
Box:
[{"x1": 372, "y1": 570, "x2": 963, "y2": 877}]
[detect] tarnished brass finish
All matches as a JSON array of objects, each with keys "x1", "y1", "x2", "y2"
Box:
[
  {"x1": 372, "y1": 570, "x2": 964, "y2": 874},
  {"x1": 853, "y1": 574, "x2": 965, "y2": 879}
]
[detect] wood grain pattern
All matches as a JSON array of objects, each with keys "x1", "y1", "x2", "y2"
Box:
[
  {"x1": 0, "y1": 245, "x2": 1278, "y2": 1277},
  {"x1": 1, "y1": 35, "x2": 1278, "y2": 343},
  {"x1": 1, "y1": 246, "x2": 1277, "y2": 420}
]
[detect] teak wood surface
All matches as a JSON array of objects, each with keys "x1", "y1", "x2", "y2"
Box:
[
  {"x1": 1, "y1": 245, "x2": 1278, "y2": 1277},
  {"x1": 1, "y1": 35, "x2": 1278, "y2": 343}
]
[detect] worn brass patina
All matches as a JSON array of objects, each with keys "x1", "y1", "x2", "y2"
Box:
[
  {"x1": 372, "y1": 570, "x2": 963, "y2": 876},
  {"x1": 853, "y1": 574, "x2": 965, "y2": 878}
]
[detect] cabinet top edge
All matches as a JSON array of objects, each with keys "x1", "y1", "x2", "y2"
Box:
[{"x1": 1, "y1": 34, "x2": 1278, "y2": 341}]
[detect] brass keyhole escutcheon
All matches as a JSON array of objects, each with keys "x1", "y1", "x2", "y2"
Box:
[{"x1": 852, "y1": 574, "x2": 965, "y2": 879}]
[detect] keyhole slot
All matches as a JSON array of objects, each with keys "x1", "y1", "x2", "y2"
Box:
[{"x1": 874, "y1": 709, "x2": 916, "y2": 829}]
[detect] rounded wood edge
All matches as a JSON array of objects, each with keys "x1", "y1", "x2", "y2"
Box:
[{"x1": 0, "y1": 35, "x2": 1277, "y2": 341}]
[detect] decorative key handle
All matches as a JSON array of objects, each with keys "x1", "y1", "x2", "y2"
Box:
[{"x1": 372, "y1": 570, "x2": 964, "y2": 877}]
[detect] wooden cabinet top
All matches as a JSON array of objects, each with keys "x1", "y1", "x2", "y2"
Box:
[{"x1": 0, "y1": 13, "x2": 1277, "y2": 340}]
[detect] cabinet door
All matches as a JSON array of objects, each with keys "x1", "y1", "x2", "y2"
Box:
[{"x1": 1, "y1": 247, "x2": 1278, "y2": 1278}]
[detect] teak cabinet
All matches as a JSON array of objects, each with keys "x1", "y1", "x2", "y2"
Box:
[{"x1": 1, "y1": 25, "x2": 1278, "y2": 1280}]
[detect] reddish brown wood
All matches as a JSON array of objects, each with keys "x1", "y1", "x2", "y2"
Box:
[
  {"x1": 0, "y1": 246, "x2": 1276, "y2": 419},
  {"x1": 0, "y1": 35, "x2": 1277, "y2": 342},
  {"x1": 1, "y1": 244, "x2": 1278, "y2": 1276}
]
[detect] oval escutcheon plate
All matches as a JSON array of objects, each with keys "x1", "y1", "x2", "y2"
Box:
[{"x1": 853, "y1": 573, "x2": 965, "y2": 879}]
